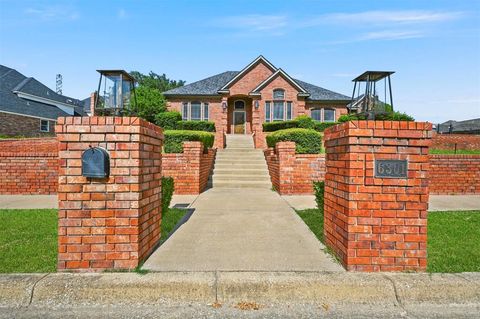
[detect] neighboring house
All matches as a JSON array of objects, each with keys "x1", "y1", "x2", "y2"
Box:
[
  {"x1": 163, "y1": 56, "x2": 351, "y2": 148},
  {"x1": 434, "y1": 118, "x2": 480, "y2": 134},
  {"x1": 0, "y1": 64, "x2": 84, "y2": 137}
]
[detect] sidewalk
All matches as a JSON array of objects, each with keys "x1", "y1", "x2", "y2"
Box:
[
  {"x1": 1, "y1": 272, "x2": 479, "y2": 318},
  {"x1": 143, "y1": 188, "x2": 342, "y2": 271}
]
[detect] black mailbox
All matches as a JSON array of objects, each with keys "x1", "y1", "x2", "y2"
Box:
[{"x1": 81, "y1": 147, "x2": 110, "y2": 178}]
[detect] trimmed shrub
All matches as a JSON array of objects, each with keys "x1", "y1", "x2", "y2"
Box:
[
  {"x1": 161, "y1": 177, "x2": 174, "y2": 213},
  {"x1": 164, "y1": 130, "x2": 215, "y2": 153},
  {"x1": 263, "y1": 120, "x2": 298, "y2": 132},
  {"x1": 155, "y1": 111, "x2": 182, "y2": 129},
  {"x1": 266, "y1": 128, "x2": 322, "y2": 154},
  {"x1": 176, "y1": 121, "x2": 216, "y2": 132},
  {"x1": 313, "y1": 181, "x2": 324, "y2": 211},
  {"x1": 338, "y1": 112, "x2": 414, "y2": 122},
  {"x1": 313, "y1": 122, "x2": 338, "y2": 132},
  {"x1": 296, "y1": 115, "x2": 315, "y2": 129}
]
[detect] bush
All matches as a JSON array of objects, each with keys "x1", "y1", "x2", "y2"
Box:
[
  {"x1": 338, "y1": 111, "x2": 414, "y2": 122},
  {"x1": 266, "y1": 128, "x2": 322, "y2": 154},
  {"x1": 161, "y1": 177, "x2": 174, "y2": 213},
  {"x1": 155, "y1": 111, "x2": 182, "y2": 129},
  {"x1": 295, "y1": 115, "x2": 315, "y2": 129},
  {"x1": 164, "y1": 130, "x2": 215, "y2": 153},
  {"x1": 313, "y1": 122, "x2": 338, "y2": 132},
  {"x1": 263, "y1": 120, "x2": 298, "y2": 132},
  {"x1": 313, "y1": 181, "x2": 324, "y2": 210},
  {"x1": 176, "y1": 121, "x2": 216, "y2": 132}
]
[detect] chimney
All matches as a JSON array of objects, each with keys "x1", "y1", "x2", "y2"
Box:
[{"x1": 90, "y1": 91, "x2": 97, "y2": 116}]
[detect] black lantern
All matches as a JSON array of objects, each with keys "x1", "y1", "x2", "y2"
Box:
[{"x1": 95, "y1": 70, "x2": 136, "y2": 116}]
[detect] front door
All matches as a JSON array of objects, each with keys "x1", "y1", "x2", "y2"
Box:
[{"x1": 233, "y1": 111, "x2": 246, "y2": 134}]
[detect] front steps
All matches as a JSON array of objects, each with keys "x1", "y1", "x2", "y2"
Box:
[{"x1": 210, "y1": 135, "x2": 271, "y2": 189}]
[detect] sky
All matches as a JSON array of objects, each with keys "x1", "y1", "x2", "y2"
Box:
[{"x1": 0, "y1": 0, "x2": 479, "y2": 123}]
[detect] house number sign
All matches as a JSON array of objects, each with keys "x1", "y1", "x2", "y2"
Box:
[{"x1": 374, "y1": 160, "x2": 408, "y2": 178}]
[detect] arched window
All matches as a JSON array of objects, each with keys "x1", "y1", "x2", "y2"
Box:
[
  {"x1": 273, "y1": 89, "x2": 285, "y2": 100},
  {"x1": 311, "y1": 108, "x2": 321, "y2": 121},
  {"x1": 234, "y1": 100, "x2": 245, "y2": 110}
]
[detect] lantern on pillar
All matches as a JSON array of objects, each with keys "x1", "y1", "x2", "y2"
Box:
[{"x1": 95, "y1": 70, "x2": 136, "y2": 116}]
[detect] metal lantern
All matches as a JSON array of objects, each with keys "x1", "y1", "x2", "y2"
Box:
[{"x1": 95, "y1": 70, "x2": 136, "y2": 116}]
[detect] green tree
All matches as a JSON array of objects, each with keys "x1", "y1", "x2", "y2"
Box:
[
  {"x1": 131, "y1": 86, "x2": 166, "y2": 123},
  {"x1": 130, "y1": 71, "x2": 185, "y2": 92}
]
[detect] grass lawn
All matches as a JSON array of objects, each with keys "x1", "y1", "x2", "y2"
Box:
[
  {"x1": 430, "y1": 149, "x2": 480, "y2": 154},
  {"x1": 0, "y1": 209, "x2": 58, "y2": 273},
  {"x1": 296, "y1": 208, "x2": 480, "y2": 273},
  {"x1": 0, "y1": 207, "x2": 188, "y2": 273}
]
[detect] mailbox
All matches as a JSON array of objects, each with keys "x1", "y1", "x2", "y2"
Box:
[{"x1": 81, "y1": 147, "x2": 110, "y2": 178}]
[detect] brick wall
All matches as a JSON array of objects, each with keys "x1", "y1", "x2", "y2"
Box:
[
  {"x1": 0, "y1": 138, "x2": 58, "y2": 194},
  {"x1": 0, "y1": 112, "x2": 56, "y2": 137},
  {"x1": 56, "y1": 116, "x2": 163, "y2": 271},
  {"x1": 323, "y1": 121, "x2": 432, "y2": 272},
  {"x1": 432, "y1": 133, "x2": 480, "y2": 150},
  {"x1": 429, "y1": 154, "x2": 480, "y2": 194},
  {"x1": 162, "y1": 141, "x2": 216, "y2": 194},
  {"x1": 264, "y1": 142, "x2": 325, "y2": 194}
]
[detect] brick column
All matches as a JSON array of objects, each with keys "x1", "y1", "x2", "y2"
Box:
[
  {"x1": 56, "y1": 116, "x2": 163, "y2": 271},
  {"x1": 214, "y1": 97, "x2": 228, "y2": 149},
  {"x1": 276, "y1": 141, "x2": 296, "y2": 194},
  {"x1": 323, "y1": 121, "x2": 432, "y2": 272}
]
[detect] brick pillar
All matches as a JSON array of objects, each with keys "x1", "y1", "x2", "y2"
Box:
[
  {"x1": 214, "y1": 97, "x2": 228, "y2": 149},
  {"x1": 276, "y1": 141, "x2": 296, "y2": 195},
  {"x1": 182, "y1": 141, "x2": 202, "y2": 193},
  {"x1": 90, "y1": 92, "x2": 97, "y2": 115},
  {"x1": 56, "y1": 116, "x2": 163, "y2": 271},
  {"x1": 323, "y1": 121, "x2": 432, "y2": 272}
]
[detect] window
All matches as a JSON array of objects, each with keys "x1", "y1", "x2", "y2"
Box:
[
  {"x1": 311, "y1": 108, "x2": 321, "y2": 121},
  {"x1": 191, "y1": 101, "x2": 201, "y2": 120},
  {"x1": 40, "y1": 120, "x2": 49, "y2": 132},
  {"x1": 204, "y1": 103, "x2": 209, "y2": 120},
  {"x1": 286, "y1": 102, "x2": 292, "y2": 120},
  {"x1": 265, "y1": 102, "x2": 271, "y2": 122},
  {"x1": 273, "y1": 101, "x2": 284, "y2": 121},
  {"x1": 181, "y1": 101, "x2": 209, "y2": 121},
  {"x1": 182, "y1": 103, "x2": 189, "y2": 120},
  {"x1": 273, "y1": 89, "x2": 285, "y2": 100},
  {"x1": 309, "y1": 108, "x2": 336, "y2": 122},
  {"x1": 324, "y1": 109, "x2": 335, "y2": 122},
  {"x1": 234, "y1": 100, "x2": 245, "y2": 110}
]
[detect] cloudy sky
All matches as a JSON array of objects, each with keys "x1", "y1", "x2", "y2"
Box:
[{"x1": 1, "y1": 0, "x2": 479, "y2": 122}]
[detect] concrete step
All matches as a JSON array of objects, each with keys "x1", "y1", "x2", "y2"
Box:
[
  {"x1": 212, "y1": 175, "x2": 271, "y2": 182},
  {"x1": 214, "y1": 163, "x2": 268, "y2": 170},
  {"x1": 213, "y1": 168, "x2": 269, "y2": 175},
  {"x1": 214, "y1": 160, "x2": 267, "y2": 165},
  {"x1": 216, "y1": 155, "x2": 265, "y2": 160},
  {"x1": 211, "y1": 180, "x2": 272, "y2": 189}
]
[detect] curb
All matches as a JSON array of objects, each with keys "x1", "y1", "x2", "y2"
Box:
[{"x1": 1, "y1": 272, "x2": 479, "y2": 308}]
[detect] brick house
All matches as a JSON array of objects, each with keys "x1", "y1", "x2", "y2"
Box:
[
  {"x1": 163, "y1": 56, "x2": 350, "y2": 148},
  {"x1": 0, "y1": 64, "x2": 84, "y2": 137}
]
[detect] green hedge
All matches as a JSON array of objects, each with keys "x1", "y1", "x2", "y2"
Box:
[
  {"x1": 161, "y1": 177, "x2": 174, "y2": 213},
  {"x1": 156, "y1": 111, "x2": 182, "y2": 129},
  {"x1": 338, "y1": 111, "x2": 414, "y2": 122},
  {"x1": 175, "y1": 121, "x2": 216, "y2": 132},
  {"x1": 263, "y1": 115, "x2": 338, "y2": 132},
  {"x1": 164, "y1": 130, "x2": 215, "y2": 153},
  {"x1": 313, "y1": 181, "x2": 324, "y2": 210},
  {"x1": 266, "y1": 128, "x2": 322, "y2": 154}
]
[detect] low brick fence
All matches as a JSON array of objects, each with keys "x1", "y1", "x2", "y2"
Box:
[
  {"x1": 265, "y1": 143, "x2": 480, "y2": 196},
  {"x1": 0, "y1": 138, "x2": 58, "y2": 194},
  {"x1": 429, "y1": 154, "x2": 480, "y2": 194},
  {"x1": 161, "y1": 142, "x2": 216, "y2": 194},
  {"x1": 264, "y1": 142, "x2": 325, "y2": 195},
  {"x1": 432, "y1": 133, "x2": 480, "y2": 150}
]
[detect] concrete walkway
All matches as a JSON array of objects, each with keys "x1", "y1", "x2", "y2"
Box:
[
  {"x1": 282, "y1": 194, "x2": 480, "y2": 211},
  {"x1": 143, "y1": 188, "x2": 343, "y2": 271},
  {"x1": 0, "y1": 195, "x2": 57, "y2": 209}
]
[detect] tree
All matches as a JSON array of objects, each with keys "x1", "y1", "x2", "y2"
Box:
[
  {"x1": 131, "y1": 86, "x2": 166, "y2": 123},
  {"x1": 129, "y1": 71, "x2": 185, "y2": 123},
  {"x1": 130, "y1": 71, "x2": 185, "y2": 92}
]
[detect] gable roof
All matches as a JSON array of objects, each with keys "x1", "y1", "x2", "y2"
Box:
[
  {"x1": 163, "y1": 58, "x2": 351, "y2": 102},
  {"x1": 0, "y1": 64, "x2": 85, "y2": 120},
  {"x1": 250, "y1": 68, "x2": 309, "y2": 96},
  {"x1": 218, "y1": 55, "x2": 276, "y2": 93}
]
